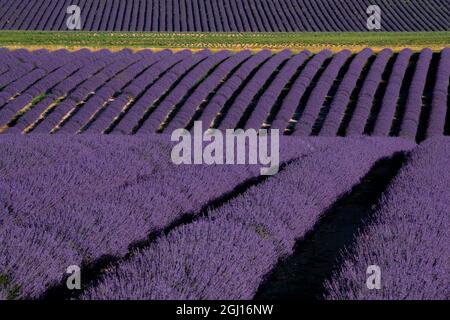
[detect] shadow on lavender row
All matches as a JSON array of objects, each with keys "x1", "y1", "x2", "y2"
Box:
[{"x1": 254, "y1": 152, "x2": 407, "y2": 300}]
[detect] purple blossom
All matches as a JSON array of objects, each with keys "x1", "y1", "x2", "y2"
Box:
[
  {"x1": 399, "y1": 48, "x2": 433, "y2": 139},
  {"x1": 83, "y1": 137, "x2": 414, "y2": 300},
  {"x1": 346, "y1": 48, "x2": 393, "y2": 136},
  {"x1": 372, "y1": 49, "x2": 413, "y2": 136},
  {"x1": 293, "y1": 49, "x2": 352, "y2": 136}
]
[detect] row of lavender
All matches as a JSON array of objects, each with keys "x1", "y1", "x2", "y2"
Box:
[
  {"x1": 325, "y1": 137, "x2": 450, "y2": 300},
  {"x1": 0, "y1": 135, "x2": 415, "y2": 299},
  {"x1": 0, "y1": 0, "x2": 448, "y2": 32},
  {"x1": 1, "y1": 48, "x2": 449, "y2": 141}
]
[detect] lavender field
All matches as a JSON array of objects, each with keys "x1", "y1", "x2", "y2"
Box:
[
  {"x1": 0, "y1": 1, "x2": 449, "y2": 304},
  {"x1": 0, "y1": 0, "x2": 449, "y2": 31},
  {"x1": 0, "y1": 47, "x2": 449, "y2": 141}
]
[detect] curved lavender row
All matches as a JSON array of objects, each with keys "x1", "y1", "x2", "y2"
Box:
[
  {"x1": 426, "y1": 48, "x2": 450, "y2": 137},
  {"x1": 0, "y1": 65, "x2": 8, "y2": 76},
  {"x1": 30, "y1": 53, "x2": 141, "y2": 134},
  {"x1": 0, "y1": 289, "x2": 6, "y2": 300},
  {"x1": 408, "y1": 0, "x2": 447, "y2": 31},
  {"x1": 293, "y1": 49, "x2": 352, "y2": 136},
  {"x1": 372, "y1": 49, "x2": 413, "y2": 136},
  {"x1": 399, "y1": 48, "x2": 433, "y2": 139},
  {"x1": 84, "y1": 49, "x2": 184, "y2": 134},
  {"x1": 0, "y1": 209, "x2": 81, "y2": 300},
  {"x1": 163, "y1": 50, "x2": 252, "y2": 133},
  {"x1": 247, "y1": 1, "x2": 263, "y2": 31},
  {"x1": 346, "y1": 48, "x2": 393, "y2": 136},
  {"x1": 83, "y1": 137, "x2": 415, "y2": 300},
  {"x1": 217, "y1": 50, "x2": 292, "y2": 130},
  {"x1": 111, "y1": 50, "x2": 209, "y2": 135},
  {"x1": 138, "y1": 50, "x2": 231, "y2": 134},
  {"x1": 244, "y1": 50, "x2": 311, "y2": 130},
  {"x1": 0, "y1": 48, "x2": 448, "y2": 138},
  {"x1": 0, "y1": 134, "x2": 315, "y2": 299},
  {"x1": 0, "y1": 48, "x2": 23, "y2": 68},
  {"x1": 319, "y1": 48, "x2": 373, "y2": 136},
  {"x1": 325, "y1": 137, "x2": 450, "y2": 300},
  {"x1": 57, "y1": 54, "x2": 162, "y2": 134},
  {"x1": 196, "y1": 50, "x2": 272, "y2": 130},
  {"x1": 6, "y1": 53, "x2": 119, "y2": 134},
  {"x1": 84, "y1": 219, "x2": 278, "y2": 300},
  {"x1": 270, "y1": 49, "x2": 332, "y2": 131},
  {"x1": 265, "y1": 1, "x2": 286, "y2": 32}
]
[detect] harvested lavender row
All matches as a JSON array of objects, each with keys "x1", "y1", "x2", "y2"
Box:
[
  {"x1": 325, "y1": 137, "x2": 450, "y2": 300},
  {"x1": 399, "y1": 48, "x2": 433, "y2": 139},
  {"x1": 244, "y1": 50, "x2": 311, "y2": 130},
  {"x1": 270, "y1": 50, "x2": 332, "y2": 131},
  {"x1": 83, "y1": 137, "x2": 415, "y2": 300},
  {"x1": 427, "y1": 48, "x2": 450, "y2": 137},
  {"x1": 217, "y1": 50, "x2": 292, "y2": 130},
  {"x1": 346, "y1": 48, "x2": 393, "y2": 136},
  {"x1": 0, "y1": 134, "x2": 313, "y2": 299},
  {"x1": 319, "y1": 48, "x2": 373, "y2": 136},
  {"x1": 372, "y1": 49, "x2": 413, "y2": 136},
  {"x1": 293, "y1": 49, "x2": 351, "y2": 136}
]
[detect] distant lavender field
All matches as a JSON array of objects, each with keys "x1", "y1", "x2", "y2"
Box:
[
  {"x1": 1, "y1": 135, "x2": 425, "y2": 300},
  {"x1": 0, "y1": 0, "x2": 448, "y2": 31}
]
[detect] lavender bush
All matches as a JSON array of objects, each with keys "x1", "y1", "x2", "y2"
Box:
[
  {"x1": 197, "y1": 50, "x2": 272, "y2": 130},
  {"x1": 399, "y1": 48, "x2": 433, "y2": 139},
  {"x1": 427, "y1": 48, "x2": 450, "y2": 137},
  {"x1": 270, "y1": 50, "x2": 332, "y2": 131},
  {"x1": 0, "y1": 48, "x2": 448, "y2": 140},
  {"x1": 346, "y1": 48, "x2": 393, "y2": 136},
  {"x1": 372, "y1": 49, "x2": 413, "y2": 136},
  {"x1": 163, "y1": 50, "x2": 252, "y2": 132},
  {"x1": 325, "y1": 137, "x2": 450, "y2": 300}
]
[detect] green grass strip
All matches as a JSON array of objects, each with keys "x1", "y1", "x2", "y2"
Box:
[{"x1": 0, "y1": 31, "x2": 448, "y2": 52}]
